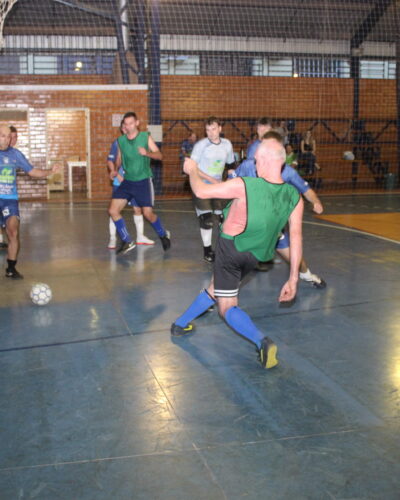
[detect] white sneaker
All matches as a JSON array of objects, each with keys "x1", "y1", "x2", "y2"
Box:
[
  {"x1": 108, "y1": 238, "x2": 117, "y2": 249},
  {"x1": 299, "y1": 271, "x2": 326, "y2": 289},
  {"x1": 136, "y1": 235, "x2": 155, "y2": 245}
]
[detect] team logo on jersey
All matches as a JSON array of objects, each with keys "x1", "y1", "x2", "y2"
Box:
[{"x1": 3, "y1": 157, "x2": 9, "y2": 164}]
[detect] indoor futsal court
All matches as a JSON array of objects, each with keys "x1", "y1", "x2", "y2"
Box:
[{"x1": 1, "y1": 1, "x2": 400, "y2": 499}]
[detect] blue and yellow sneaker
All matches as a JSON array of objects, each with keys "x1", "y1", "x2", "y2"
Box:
[
  {"x1": 258, "y1": 337, "x2": 278, "y2": 369},
  {"x1": 170, "y1": 322, "x2": 195, "y2": 336}
]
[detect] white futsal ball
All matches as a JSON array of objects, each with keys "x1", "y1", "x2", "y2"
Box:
[
  {"x1": 30, "y1": 283, "x2": 52, "y2": 306},
  {"x1": 343, "y1": 150, "x2": 355, "y2": 161}
]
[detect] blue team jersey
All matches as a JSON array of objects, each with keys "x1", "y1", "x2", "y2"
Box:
[
  {"x1": 236, "y1": 156, "x2": 309, "y2": 195},
  {"x1": 108, "y1": 139, "x2": 124, "y2": 187},
  {"x1": 246, "y1": 139, "x2": 261, "y2": 160},
  {"x1": 0, "y1": 148, "x2": 34, "y2": 200}
]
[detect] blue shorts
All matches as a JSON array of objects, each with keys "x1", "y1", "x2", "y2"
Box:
[
  {"x1": 112, "y1": 178, "x2": 154, "y2": 207},
  {"x1": 0, "y1": 199, "x2": 20, "y2": 224},
  {"x1": 112, "y1": 185, "x2": 138, "y2": 207},
  {"x1": 275, "y1": 231, "x2": 289, "y2": 250}
]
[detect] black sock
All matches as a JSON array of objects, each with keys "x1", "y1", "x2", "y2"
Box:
[{"x1": 6, "y1": 259, "x2": 16, "y2": 271}]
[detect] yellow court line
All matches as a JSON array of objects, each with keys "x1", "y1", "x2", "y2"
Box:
[{"x1": 316, "y1": 213, "x2": 400, "y2": 242}]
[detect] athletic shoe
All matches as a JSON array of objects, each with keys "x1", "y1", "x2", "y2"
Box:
[
  {"x1": 160, "y1": 230, "x2": 171, "y2": 251},
  {"x1": 108, "y1": 237, "x2": 117, "y2": 249},
  {"x1": 116, "y1": 241, "x2": 136, "y2": 255},
  {"x1": 299, "y1": 271, "x2": 327, "y2": 289},
  {"x1": 0, "y1": 242, "x2": 8, "y2": 249},
  {"x1": 171, "y1": 322, "x2": 195, "y2": 336},
  {"x1": 5, "y1": 268, "x2": 24, "y2": 279},
  {"x1": 258, "y1": 337, "x2": 278, "y2": 369},
  {"x1": 136, "y1": 235, "x2": 155, "y2": 245},
  {"x1": 203, "y1": 246, "x2": 215, "y2": 263},
  {"x1": 256, "y1": 261, "x2": 271, "y2": 272}
]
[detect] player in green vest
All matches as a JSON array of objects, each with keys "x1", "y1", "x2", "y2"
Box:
[
  {"x1": 171, "y1": 136, "x2": 304, "y2": 369},
  {"x1": 108, "y1": 112, "x2": 170, "y2": 254}
]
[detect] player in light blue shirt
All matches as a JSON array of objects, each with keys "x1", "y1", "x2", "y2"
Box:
[
  {"x1": 190, "y1": 116, "x2": 236, "y2": 263},
  {"x1": 231, "y1": 127, "x2": 326, "y2": 288},
  {"x1": 0, "y1": 125, "x2": 61, "y2": 279}
]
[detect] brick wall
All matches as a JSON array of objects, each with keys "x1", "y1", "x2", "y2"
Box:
[
  {"x1": 0, "y1": 75, "x2": 396, "y2": 199},
  {"x1": 160, "y1": 76, "x2": 397, "y2": 190},
  {"x1": 0, "y1": 85, "x2": 148, "y2": 199}
]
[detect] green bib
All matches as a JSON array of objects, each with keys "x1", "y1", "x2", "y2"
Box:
[
  {"x1": 222, "y1": 177, "x2": 300, "y2": 262},
  {"x1": 117, "y1": 131, "x2": 152, "y2": 181}
]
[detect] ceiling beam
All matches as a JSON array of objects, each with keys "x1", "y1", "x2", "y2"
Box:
[{"x1": 351, "y1": 0, "x2": 392, "y2": 48}]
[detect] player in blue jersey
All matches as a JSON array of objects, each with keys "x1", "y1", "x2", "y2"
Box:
[
  {"x1": 230, "y1": 129, "x2": 326, "y2": 288},
  {"x1": 107, "y1": 122, "x2": 154, "y2": 249},
  {"x1": 0, "y1": 127, "x2": 18, "y2": 250},
  {"x1": 0, "y1": 125, "x2": 61, "y2": 279}
]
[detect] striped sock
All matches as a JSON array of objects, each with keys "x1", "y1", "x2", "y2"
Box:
[{"x1": 114, "y1": 218, "x2": 132, "y2": 243}]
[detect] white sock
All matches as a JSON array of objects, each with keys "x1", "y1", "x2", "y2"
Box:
[
  {"x1": 109, "y1": 217, "x2": 116, "y2": 239},
  {"x1": 134, "y1": 214, "x2": 144, "y2": 239},
  {"x1": 200, "y1": 228, "x2": 212, "y2": 247},
  {"x1": 300, "y1": 269, "x2": 312, "y2": 279}
]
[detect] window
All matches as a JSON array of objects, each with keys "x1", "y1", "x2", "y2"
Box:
[
  {"x1": 160, "y1": 54, "x2": 200, "y2": 75},
  {"x1": 360, "y1": 59, "x2": 396, "y2": 79},
  {"x1": 251, "y1": 57, "x2": 293, "y2": 76},
  {"x1": 295, "y1": 57, "x2": 350, "y2": 78},
  {"x1": 0, "y1": 52, "x2": 115, "y2": 75}
]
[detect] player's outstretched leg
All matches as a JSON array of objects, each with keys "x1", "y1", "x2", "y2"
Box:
[
  {"x1": 171, "y1": 289, "x2": 216, "y2": 336},
  {"x1": 225, "y1": 306, "x2": 278, "y2": 369}
]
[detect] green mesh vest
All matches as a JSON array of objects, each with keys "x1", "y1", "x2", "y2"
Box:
[
  {"x1": 117, "y1": 131, "x2": 152, "y2": 181},
  {"x1": 221, "y1": 177, "x2": 300, "y2": 262}
]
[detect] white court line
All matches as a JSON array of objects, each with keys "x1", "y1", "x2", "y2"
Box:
[{"x1": 304, "y1": 220, "x2": 400, "y2": 245}]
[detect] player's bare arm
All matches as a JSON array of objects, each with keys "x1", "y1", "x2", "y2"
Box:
[
  {"x1": 304, "y1": 188, "x2": 323, "y2": 214},
  {"x1": 279, "y1": 197, "x2": 304, "y2": 302},
  {"x1": 184, "y1": 158, "x2": 244, "y2": 199},
  {"x1": 29, "y1": 163, "x2": 61, "y2": 178},
  {"x1": 138, "y1": 136, "x2": 162, "y2": 161}
]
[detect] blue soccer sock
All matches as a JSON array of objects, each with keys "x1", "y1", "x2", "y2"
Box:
[
  {"x1": 151, "y1": 217, "x2": 166, "y2": 238},
  {"x1": 225, "y1": 306, "x2": 264, "y2": 349},
  {"x1": 174, "y1": 290, "x2": 216, "y2": 328},
  {"x1": 113, "y1": 218, "x2": 133, "y2": 243}
]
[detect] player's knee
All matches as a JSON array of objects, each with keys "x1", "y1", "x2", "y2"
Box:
[
  {"x1": 108, "y1": 205, "x2": 119, "y2": 218},
  {"x1": 216, "y1": 300, "x2": 229, "y2": 318},
  {"x1": 198, "y1": 212, "x2": 213, "y2": 229}
]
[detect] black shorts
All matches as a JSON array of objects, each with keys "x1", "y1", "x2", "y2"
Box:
[
  {"x1": 213, "y1": 236, "x2": 258, "y2": 298},
  {"x1": 192, "y1": 194, "x2": 228, "y2": 215}
]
